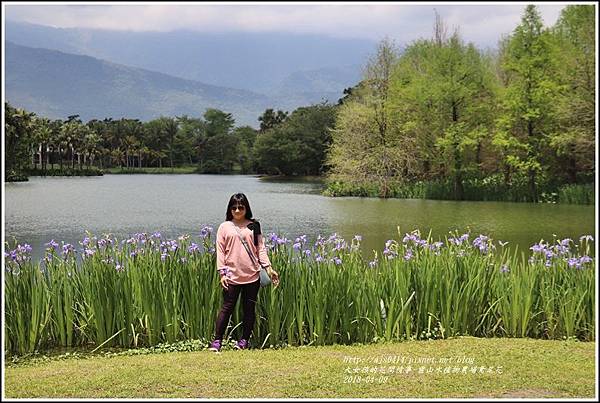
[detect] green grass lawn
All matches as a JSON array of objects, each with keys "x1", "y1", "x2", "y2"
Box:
[{"x1": 4, "y1": 336, "x2": 596, "y2": 399}]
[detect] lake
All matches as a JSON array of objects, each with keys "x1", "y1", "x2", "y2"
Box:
[{"x1": 4, "y1": 175, "x2": 596, "y2": 262}]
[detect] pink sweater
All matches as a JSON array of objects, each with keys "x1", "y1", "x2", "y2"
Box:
[{"x1": 216, "y1": 220, "x2": 272, "y2": 284}]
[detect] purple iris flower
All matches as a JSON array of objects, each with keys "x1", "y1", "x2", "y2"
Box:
[
  {"x1": 295, "y1": 235, "x2": 308, "y2": 245},
  {"x1": 314, "y1": 235, "x2": 325, "y2": 247},
  {"x1": 449, "y1": 234, "x2": 469, "y2": 246},
  {"x1": 559, "y1": 238, "x2": 572, "y2": 247},
  {"x1": 553, "y1": 244, "x2": 569, "y2": 256},
  {"x1": 333, "y1": 240, "x2": 347, "y2": 252},
  {"x1": 530, "y1": 242, "x2": 547, "y2": 253},
  {"x1": 45, "y1": 239, "x2": 59, "y2": 250},
  {"x1": 18, "y1": 244, "x2": 33, "y2": 254},
  {"x1": 200, "y1": 226, "x2": 213, "y2": 239},
  {"x1": 62, "y1": 243, "x2": 75, "y2": 256}
]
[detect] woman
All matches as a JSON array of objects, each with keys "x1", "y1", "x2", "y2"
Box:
[{"x1": 209, "y1": 193, "x2": 279, "y2": 352}]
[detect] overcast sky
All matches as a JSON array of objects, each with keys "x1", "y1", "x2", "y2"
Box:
[{"x1": 3, "y1": 2, "x2": 589, "y2": 48}]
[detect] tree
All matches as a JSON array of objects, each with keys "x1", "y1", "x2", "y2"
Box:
[
  {"x1": 5, "y1": 102, "x2": 35, "y2": 179},
  {"x1": 258, "y1": 108, "x2": 288, "y2": 132},
  {"x1": 255, "y1": 103, "x2": 337, "y2": 176},
  {"x1": 144, "y1": 119, "x2": 167, "y2": 168},
  {"x1": 203, "y1": 109, "x2": 235, "y2": 138},
  {"x1": 390, "y1": 28, "x2": 497, "y2": 199},
  {"x1": 547, "y1": 5, "x2": 595, "y2": 183},
  {"x1": 176, "y1": 115, "x2": 205, "y2": 165},
  {"x1": 233, "y1": 126, "x2": 258, "y2": 173},
  {"x1": 327, "y1": 37, "x2": 423, "y2": 197},
  {"x1": 81, "y1": 129, "x2": 101, "y2": 169},
  {"x1": 32, "y1": 117, "x2": 52, "y2": 175},
  {"x1": 493, "y1": 5, "x2": 560, "y2": 202},
  {"x1": 156, "y1": 117, "x2": 178, "y2": 169},
  {"x1": 197, "y1": 109, "x2": 238, "y2": 173}
]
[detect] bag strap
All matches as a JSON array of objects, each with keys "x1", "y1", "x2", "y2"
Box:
[{"x1": 230, "y1": 221, "x2": 265, "y2": 268}]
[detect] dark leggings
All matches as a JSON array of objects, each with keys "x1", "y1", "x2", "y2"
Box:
[{"x1": 214, "y1": 279, "x2": 260, "y2": 341}]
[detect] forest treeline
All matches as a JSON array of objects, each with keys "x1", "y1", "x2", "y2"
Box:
[
  {"x1": 5, "y1": 103, "x2": 336, "y2": 180},
  {"x1": 4, "y1": 5, "x2": 595, "y2": 203},
  {"x1": 326, "y1": 5, "x2": 595, "y2": 202}
]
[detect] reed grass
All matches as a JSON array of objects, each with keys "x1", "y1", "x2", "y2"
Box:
[
  {"x1": 324, "y1": 177, "x2": 594, "y2": 205},
  {"x1": 4, "y1": 228, "x2": 595, "y2": 356},
  {"x1": 558, "y1": 183, "x2": 595, "y2": 205}
]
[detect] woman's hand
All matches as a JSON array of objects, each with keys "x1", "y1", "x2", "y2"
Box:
[
  {"x1": 267, "y1": 267, "x2": 280, "y2": 288},
  {"x1": 220, "y1": 275, "x2": 229, "y2": 290}
]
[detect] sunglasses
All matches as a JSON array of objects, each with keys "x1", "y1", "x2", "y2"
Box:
[{"x1": 231, "y1": 205, "x2": 246, "y2": 211}]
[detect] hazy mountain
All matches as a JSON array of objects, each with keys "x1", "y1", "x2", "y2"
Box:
[
  {"x1": 5, "y1": 41, "x2": 282, "y2": 126},
  {"x1": 275, "y1": 65, "x2": 363, "y2": 94},
  {"x1": 5, "y1": 20, "x2": 373, "y2": 96}
]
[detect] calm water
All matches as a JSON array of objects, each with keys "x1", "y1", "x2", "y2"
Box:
[{"x1": 4, "y1": 175, "x2": 596, "y2": 261}]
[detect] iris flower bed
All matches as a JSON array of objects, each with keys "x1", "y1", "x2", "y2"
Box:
[{"x1": 4, "y1": 228, "x2": 595, "y2": 355}]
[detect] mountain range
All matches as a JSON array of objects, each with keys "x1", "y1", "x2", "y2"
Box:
[{"x1": 5, "y1": 21, "x2": 376, "y2": 126}]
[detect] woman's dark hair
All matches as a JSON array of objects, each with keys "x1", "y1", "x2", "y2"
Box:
[
  {"x1": 226, "y1": 193, "x2": 262, "y2": 246},
  {"x1": 226, "y1": 193, "x2": 254, "y2": 222}
]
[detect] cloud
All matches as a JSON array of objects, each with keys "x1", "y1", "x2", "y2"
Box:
[{"x1": 4, "y1": 2, "x2": 568, "y2": 48}]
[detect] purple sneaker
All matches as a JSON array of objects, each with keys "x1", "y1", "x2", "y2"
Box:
[
  {"x1": 234, "y1": 339, "x2": 249, "y2": 350},
  {"x1": 208, "y1": 339, "x2": 221, "y2": 353}
]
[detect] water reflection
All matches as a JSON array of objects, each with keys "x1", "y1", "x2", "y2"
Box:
[{"x1": 4, "y1": 175, "x2": 595, "y2": 262}]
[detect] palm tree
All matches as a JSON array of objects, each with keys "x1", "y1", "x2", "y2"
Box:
[
  {"x1": 159, "y1": 117, "x2": 179, "y2": 169},
  {"x1": 32, "y1": 117, "x2": 52, "y2": 175},
  {"x1": 82, "y1": 129, "x2": 100, "y2": 170}
]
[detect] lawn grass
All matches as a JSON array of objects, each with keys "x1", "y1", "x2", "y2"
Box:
[{"x1": 3, "y1": 336, "x2": 596, "y2": 399}]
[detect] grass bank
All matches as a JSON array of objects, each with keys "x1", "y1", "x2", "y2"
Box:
[
  {"x1": 258, "y1": 175, "x2": 325, "y2": 183},
  {"x1": 104, "y1": 165, "x2": 198, "y2": 174},
  {"x1": 4, "y1": 337, "x2": 595, "y2": 398},
  {"x1": 324, "y1": 177, "x2": 595, "y2": 205}
]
